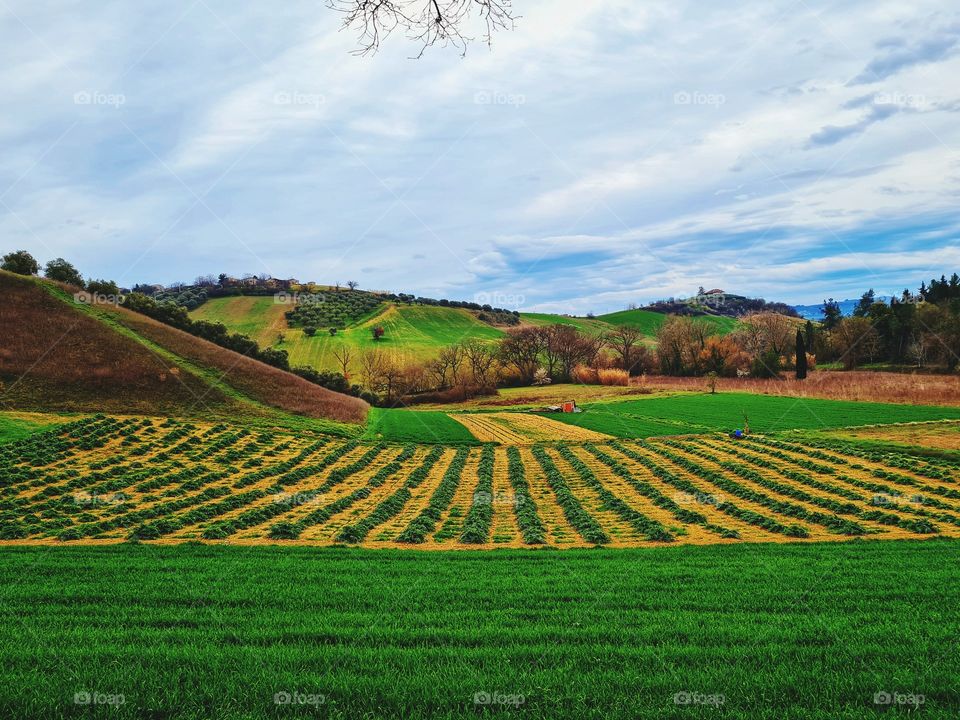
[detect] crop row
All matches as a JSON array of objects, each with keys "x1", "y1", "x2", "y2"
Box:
[
  {"x1": 555, "y1": 446, "x2": 674, "y2": 542},
  {"x1": 531, "y1": 446, "x2": 609, "y2": 545},
  {"x1": 660, "y1": 441, "x2": 868, "y2": 536},
  {"x1": 396, "y1": 447, "x2": 471, "y2": 544},
  {"x1": 609, "y1": 442, "x2": 809, "y2": 538},
  {"x1": 337, "y1": 447, "x2": 445, "y2": 543},
  {"x1": 583, "y1": 444, "x2": 739, "y2": 539},
  {"x1": 506, "y1": 447, "x2": 546, "y2": 544},
  {"x1": 460, "y1": 446, "x2": 495, "y2": 544}
]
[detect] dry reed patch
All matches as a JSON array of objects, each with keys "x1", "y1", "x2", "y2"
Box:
[{"x1": 635, "y1": 371, "x2": 960, "y2": 407}]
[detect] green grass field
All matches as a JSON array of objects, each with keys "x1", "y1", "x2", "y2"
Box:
[
  {"x1": 191, "y1": 297, "x2": 744, "y2": 373},
  {"x1": 0, "y1": 541, "x2": 955, "y2": 719},
  {"x1": 520, "y1": 312, "x2": 613, "y2": 335},
  {"x1": 371, "y1": 391, "x2": 960, "y2": 442},
  {"x1": 597, "y1": 308, "x2": 739, "y2": 336},
  {"x1": 546, "y1": 391, "x2": 960, "y2": 438},
  {"x1": 193, "y1": 300, "x2": 506, "y2": 372},
  {"x1": 0, "y1": 413, "x2": 67, "y2": 443},
  {"x1": 363, "y1": 407, "x2": 480, "y2": 443}
]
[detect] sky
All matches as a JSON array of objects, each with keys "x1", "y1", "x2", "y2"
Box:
[{"x1": 2, "y1": 0, "x2": 960, "y2": 315}]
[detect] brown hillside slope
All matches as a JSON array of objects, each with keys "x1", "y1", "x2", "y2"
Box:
[
  {"x1": 95, "y1": 301, "x2": 369, "y2": 424},
  {"x1": 0, "y1": 271, "x2": 231, "y2": 414},
  {"x1": 0, "y1": 272, "x2": 369, "y2": 424}
]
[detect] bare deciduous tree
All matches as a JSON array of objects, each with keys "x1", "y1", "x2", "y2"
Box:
[
  {"x1": 333, "y1": 345, "x2": 354, "y2": 378},
  {"x1": 605, "y1": 326, "x2": 644, "y2": 375},
  {"x1": 498, "y1": 326, "x2": 547, "y2": 384},
  {"x1": 329, "y1": 0, "x2": 516, "y2": 57}
]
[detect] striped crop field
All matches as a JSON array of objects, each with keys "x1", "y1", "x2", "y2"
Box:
[
  {"x1": 3, "y1": 414, "x2": 960, "y2": 548},
  {"x1": 450, "y1": 412, "x2": 611, "y2": 444}
]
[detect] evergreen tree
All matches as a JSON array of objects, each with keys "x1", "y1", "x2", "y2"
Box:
[
  {"x1": 853, "y1": 289, "x2": 876, "y2": 317},
  {"x1": 822, "y1": 299, "x2": 843, "y2": 330},
  {"x1": 795, "y1": 330, "x2": 808, "y2": 380}
]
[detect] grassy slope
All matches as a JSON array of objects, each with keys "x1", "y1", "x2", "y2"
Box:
[
  {"x1": 0, "y1": 541, "x2": 956, "y2": 719},
  {"x1": 0, "y1": 271, "x2": 366, "y2": 429},
  {"x1": 364, "y1": 407, "x2": 480, "y2": 444},
  {"x1": 0, "y1": 412, "x2": 69, "y2": 443},
  {"x1": 190, "y1": 295, "x2": 287, "y2": 347},
  {"x1": 547, "y1": 391, "x2": 960, "y2": 438},
  {"x1": 190, "y1": 299, "x2": 745, "y2": 374},
  {"x1": 520, "y1": 312, "x2": 612, "y2": 334},
  {"x1": 0, "y1": 270, "x2": 238, "y2": 415},
  {"x1": 193, "y1": 300, "x2": 506, "y2": 371},
  {"x1": 598, "y1": 308, "x2": 739, "y2": 336}
]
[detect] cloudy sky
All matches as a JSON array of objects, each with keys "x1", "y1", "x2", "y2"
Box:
[{"x1": 2, "y1": 0, "x2": 960, "y2": 314}]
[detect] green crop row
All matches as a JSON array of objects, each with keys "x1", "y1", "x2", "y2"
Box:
[
  {"x1": 531, "y1": 446, "x2": 609, "y2": 545},
  {"x1": 583, "y1": 444, "x2": 738, "y2": 539},
  {"x1": 555, "y1": 446, "x2": 674, "y2": 542},
  {"x1": 338, "y1": 447, "x2": 444, "y2": 543},
  {"x1": 459, "y1": 446, "x2": 495, "y2": 544},
  {"x1": 611, "y1": 442, "x2": 808, "y2": 538},
  {"x1": 396, "y1": 447, "x2": 470, "y2": 544},
  {"x1": 506, "y1": 446, "x2": 546, "y2": 545}
]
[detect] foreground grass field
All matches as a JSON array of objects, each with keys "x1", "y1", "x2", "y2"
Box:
[{"x1": 0, "y1": 541, "x2": 956, "y2": 719}]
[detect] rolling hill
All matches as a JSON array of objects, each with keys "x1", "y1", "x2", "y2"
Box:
[
  {"x1": 0, "y1": 271, "x2": 368, "y2": 427},
  {"x1": 192, "y1": 299, "x2": 506, "y2": 371},
  {"x1": 597, "y1": 308, "x2": 739, "y2": 336},
  {"x1": 191, "y1": 296, "x2": 745, "y2": 371}
]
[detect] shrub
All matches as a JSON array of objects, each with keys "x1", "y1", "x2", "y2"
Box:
[
  {"x1": 571, "y1": 365, "x2": 599, "y2": 384},
  {"x1": 597, "y1": 368, "x2": 629, "y2": 386},
  {"x1": 267, "y1": 521, "x2": 301, "y2": 540}
]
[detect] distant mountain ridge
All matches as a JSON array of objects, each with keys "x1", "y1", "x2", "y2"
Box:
[{"x1": 793, "y1": 297, "x2": 893, "y2": 321}]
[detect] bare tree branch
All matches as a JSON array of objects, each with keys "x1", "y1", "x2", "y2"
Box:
[{"x1": 328, "y1": 0, "x2": 516, "y2": 57}]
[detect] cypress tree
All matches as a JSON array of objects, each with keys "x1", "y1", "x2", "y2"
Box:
[{"x1": 796, "y1": 329, "x2": 808, "y2": 380}]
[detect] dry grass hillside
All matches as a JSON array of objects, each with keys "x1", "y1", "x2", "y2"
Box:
[{"x1": 0, "y1": 271, "x2": 369, "y2": 424}]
